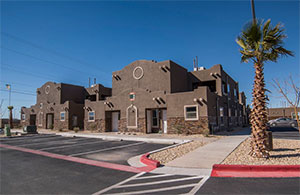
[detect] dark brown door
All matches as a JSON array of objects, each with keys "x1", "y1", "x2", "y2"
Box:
[
  {"x1": 105, "y1": 111, "x2": 112, "y2": 131},
  {"x1": 30, "y1": 115, "x2": 36, "y2": 125}
]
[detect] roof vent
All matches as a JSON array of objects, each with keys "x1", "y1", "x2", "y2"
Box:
[{"x1": 198, "y1": 67, "x2": 206, "y2": 71}]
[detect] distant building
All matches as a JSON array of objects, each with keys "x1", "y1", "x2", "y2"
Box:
[
  {"x1": 267, "y1": 107, "x2": 300, "y2": 120},
  {"x1": 0, "y1": 118, "x2": 20, "y2": 128}
]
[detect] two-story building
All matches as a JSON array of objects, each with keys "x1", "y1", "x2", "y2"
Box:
[
  {"x1": 21, "y1": 82, "x2": 86, "y2": 130},
  {"x1": 84, "y1": 60, "x2": 248, "y2": 134}
]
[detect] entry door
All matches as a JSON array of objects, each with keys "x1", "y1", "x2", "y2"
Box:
[
  {"x1": 72, "y1": 115, "x2": 78, "y2": 127},
  {"x1": 162, "y1": 110, "x2": 167, "y2": 133},
  {"x1": 112, "y1": 112, "x2": 119, "y2": 132},
  {"x1": 30, "y1": 115, "x2": 36, "y2": 125},
  {"x1": 47, "y1": 114, "x2": 54, "y2": 129},
  {"x1": 146, "y1": 110, "x2": 152, "y2": 133}
]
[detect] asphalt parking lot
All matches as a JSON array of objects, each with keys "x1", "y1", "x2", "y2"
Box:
[
  {"x1": 0, "y1": 134, "x2": 169, "y2": 165},
  {"x1": 0, "y1": 134, "x2": 178, "y2": 194}
]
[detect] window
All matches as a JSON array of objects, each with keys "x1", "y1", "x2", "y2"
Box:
[
  {"x1": 152, "y1": 110, "x2": 159, "y2": 127},
  {"x1": 222, "y1": 82, "x2": 227, "y2": 95},
  {"x1": 40, "y1": 103, "x2": 43, "y2": 109},
  {"x1": 184, "y1": 105, "x2": 198, "y2": 120},
  {"x1": 60, "y1": 112, "x2": 65, "y2": 121},
  {"x1": 88, "y1": 111, "x2": 95, "y2": 122},
  {"x1": 220, "y1": 107, "x2": 224, "y2": 124},
  {"x1": 21, "y1": 114, "x2": 26, "y2": 121},
  {"x1": 228, "y1": 84, "x2": 231, "y2": 99}
]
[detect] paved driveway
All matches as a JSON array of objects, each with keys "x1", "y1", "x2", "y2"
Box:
[{"x1": 0, "y1": 134, "x2": 173, "y2": 194}]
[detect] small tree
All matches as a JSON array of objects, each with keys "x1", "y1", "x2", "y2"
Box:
[{"x1": 272, "y1": 76, "x2": 300, "y2": 132}]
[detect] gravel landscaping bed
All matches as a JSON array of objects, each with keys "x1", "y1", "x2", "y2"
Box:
[
  {"x1": 222, "y1": 138, "x2": 300, "y2": 165},
  {"x1": 149, "y1": 138, "x2": 218, "y2": 165}
]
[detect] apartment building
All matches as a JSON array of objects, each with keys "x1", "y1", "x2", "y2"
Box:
[
  {"x1": 21, "y1": 82, "x2": 87, "y2": 130},
  {"x1": 84, "y1": 60, "x2": 248, "y2": 134}
]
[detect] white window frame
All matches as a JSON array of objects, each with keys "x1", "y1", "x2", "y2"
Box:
[
  {"x1": 152, "y1": 109, "x2": 159, "y2": 128},
  {"x1": 184, "y1": 105, "x2": 199, "y2": 121},
  {"x1": 38, "y1": 112, "x2": 43, "y2": 126},
  {"x1": 60, "y1": 112, "x2": 66, "y2": 121},
  {"x1": 126, "y1": 105, "x2": 138, "y2": 128},
  {"x1": 88, "y1": 111, "x2": 95, "y2": 122}
]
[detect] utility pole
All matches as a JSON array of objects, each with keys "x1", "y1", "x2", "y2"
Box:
[
  {"x1": 251, "y1": 0, "x2": 256, "y2": 24},
  {"x1": 6, "y1": 84, "x2": 13, "y2": 128}
]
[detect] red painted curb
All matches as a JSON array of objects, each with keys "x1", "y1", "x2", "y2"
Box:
[
  {"x1": 211, "y1": 164, "x2": 300, "y2": 178},
  {"x1": 140, "y1": 153, "x2": 160, "y2": 168}
]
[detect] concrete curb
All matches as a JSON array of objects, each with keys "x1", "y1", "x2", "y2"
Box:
[
  {"x1": 140, "y1": 153, "x2": 161, "y2": 168},
  {"x1": 211, "y1": 164, "x2": 300, "y2": 178},
  {"x1": 55, "y1": 132, "x2": 188, "y2": 145},
  {"x1": 138, "y1": 140, "x2": 192, "y2": 168}
]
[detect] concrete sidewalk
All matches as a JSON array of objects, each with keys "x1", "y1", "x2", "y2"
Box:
[
  {"x1": 10, "y1": 128, "x2": 191, "y2": 144},
  {"x1": 165, "y1": 134, "x2": 249, "y2": 169}
]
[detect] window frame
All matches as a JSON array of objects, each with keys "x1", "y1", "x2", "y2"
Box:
[
  {"x1": 60, "y1": 112, "x2": 66, "y2": 121},
  {"x1": 184, "y1": 105, "x2": 199, "y2": 121},
  {"x1": 88, "y1": 111, "x2": 95, "y2": 122}
]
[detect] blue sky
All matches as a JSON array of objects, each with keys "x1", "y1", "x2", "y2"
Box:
[{"x1": 1, "y1": 0, "x2": 299, "y2": 119}]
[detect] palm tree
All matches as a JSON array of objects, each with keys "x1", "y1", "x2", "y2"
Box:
[{"x1": 236, "y1": 19, "x2": 294, "y2": 158}]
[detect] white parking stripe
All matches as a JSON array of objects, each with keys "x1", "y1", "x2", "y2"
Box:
[
  {"x1": 69, "y1": 142, "x2": 145, "y2": 157},
  {"x1": 107, "y1": 183, "x2": 197, "y2": 195},
  {"x1": 92, "y1": 172, "x2": 146, "y2": 195},
  {"x1": 115, "y1": 176, "x2": 202, "y2": 188},
  {"x1": 16, "y1": 137, "x2": 85, "y2": 147},
  {"x1": 132, "y1": 174, "x2": 172, "y2": 180},
  {"x1": 39, "y1": 140, "x2": 106, "y2": 151},
  {"x1": 188, "y1": 176, "x2": 210, "y2": 195},
  {"x1": 0, "y1": 134, "x2": 57, "y2": 141}
]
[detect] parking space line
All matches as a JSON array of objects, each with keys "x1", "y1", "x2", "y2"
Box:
[
  {"x1": 115, "y1": 176, "x2": 202, "y2": 188},
  {"x1": 39, "y1": 140, "x2": 106, "y2": 151},
  {"x1": 106, "y1": 183, "x2": 197, "y2": 195},
  {"x1": 0, "y1": 143, "x2": 142, "y2": 173},
  {"x1": 69, "y1": 142, "x2": 145, "y2": 157},
  {"x1": 132, "y1": 174, "x2": 172, "y2": 180},
  {"x1": 6, "y1": 136, "x2": 80, "y2": 144},
  {"x1": 0, "y1": 134, "x2": 57, "y2": 142},
  {"x1": 92, "y1": 172, "x2": 146, "y2": 195},
  {"x1": 15, "y1": 137, "x2": 86, "y2": 147},
  {"x1": 188, "y1": 176, "x2": 210, "y2": 195}
]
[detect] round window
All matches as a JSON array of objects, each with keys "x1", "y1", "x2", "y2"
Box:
[
  {"x1": 133, "y1": 66, "x2": 144, "y2": 80},
  {"x1": 45, "y1": 85, "x2": 50, "y2": 94}
]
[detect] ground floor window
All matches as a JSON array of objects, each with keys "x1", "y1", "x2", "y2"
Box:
[
  {"x1": 184, "y1": 105, "x2": 198, "y2": 120},
  {"x1": 60, "y1": 112, "x2": 65, "y2": 121},
  {"x1": 220, "y1": 107, "x2": 224, "y2": 124},
  {"x1": 152, "y1": 110, "x2": 159, "y2": 127},
  {"x1": 88, "y1": 111, "x2": 95, "y2": 122}
]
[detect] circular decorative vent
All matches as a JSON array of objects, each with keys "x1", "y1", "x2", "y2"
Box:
[
  {"x1": 133, "y1": 66, "x2": 144, "y2": 80},
  {"x1": 45, "y1": 85, "x2": 50, "y2": 94}
]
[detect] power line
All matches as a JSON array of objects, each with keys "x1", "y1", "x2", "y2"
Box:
[
  {"x1": 1, "y1": 62, "x2": 87, "y2": 86},
  {"x1": 0, "y1": 89, "x2": 36, "y2": 96},
  {"x1": 1, "y1": 31, "x2": 109, "y2": 76},
  {"x1": 1, "y1": 46, "x2": 105, "y2": 78},
  {"x1": 0, "y1": 81, "x2": 38, "y2": 88}
]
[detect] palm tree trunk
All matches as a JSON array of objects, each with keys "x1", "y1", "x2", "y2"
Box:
[{"x1": 250, "y1": 62, "x2": 269, "y2": 158}]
